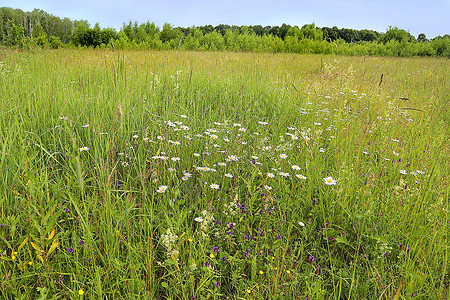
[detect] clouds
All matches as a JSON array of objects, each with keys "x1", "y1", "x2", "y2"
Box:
[{"x1": 2, "y1": 0, "x2": 449, "y2": 38}]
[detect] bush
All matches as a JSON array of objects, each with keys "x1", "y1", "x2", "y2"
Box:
[{"x1": 49, "y1": 36, "x2": 63, "y2": 49}]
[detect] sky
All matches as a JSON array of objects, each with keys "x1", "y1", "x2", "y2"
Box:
[{"x1": 2, "y1": 0, "x2": 449, "y2": 39}]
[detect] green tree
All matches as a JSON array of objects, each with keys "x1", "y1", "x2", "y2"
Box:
[
  {"x1": 380, "y1": 26, "x2": 415, "y2": 44},
  {"x1": 159, "y1": 23, "x2": 176, "y2": 43},
  {"x1": 122, "y1": 21, "x2": 135, "y2": 41},
  {"x1": 417, "y1": 33, "x2": 427, "y2": 42},
  {"x1": 430, "y1": 36, "x2": 450, "y2": 56},
  {"x1": 183, "y1": 27, "x2": 202, "y2": 50},
  {"x1": 299, "y1": 23, "x2": 323, "y2": 40},
  {"x1": 71, "y1": 21, "x2": 89, "y2": 46},
  {"x1": 144, "y1": 21, "x2": 159, "y2": 37},
  {"x1": 61, "y1": 17, "x2": 73, "y2": 43},
  {"x1": 202, "y1": 30, "x2": 225, "y2": 50},
  {"x1": 159, "y1": 23, "x2": 182, "y2": 48},
  {"x1": 6, "y1": 19, "x2": 25, "y2": 46},
  {"x1": 100, "y1": 28, "x2": 117, "y2": 45},
  {"x1": 32, "y1": 23, "x2": 48, "y2": 46}
]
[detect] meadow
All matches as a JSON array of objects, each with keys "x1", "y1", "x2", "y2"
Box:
[{"x1": 0, "y1": 49, "x2": 448, "y2": 299}]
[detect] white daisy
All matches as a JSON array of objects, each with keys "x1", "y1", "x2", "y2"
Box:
[
  {"x1": 209, "y1": 183, "x2": 220, "y2": 189},
  {"x1": 323, "y1": 176, "x2": 337, "y2": 185},
  {"x1": 157, "y1": 185, "x2": 168, "y2": 193}
]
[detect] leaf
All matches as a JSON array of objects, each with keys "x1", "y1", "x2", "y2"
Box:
[
  {"x1": 30, "y1": 242, "x2": 44, "y2": 253},
  {"x1": 393, "y1": 283, "x2": 402, "y2": 300},
  {"x1": 335, "y1": 235, "x2": 349, "y2": 245},
  {"x1": 47, "y1": 238, "x2": 59, "y2": 257},
  {"x1": 48, "y1": 228, "x2": 56, "y2": 240},
  {"x1": 36, "y1": 253, "x2": 44, "y2": 263},
  {"x1": 36, "y1": 287, "x2": 48, "y2": 300},
  {"x1": 165, "y1": 258, "x2": 178, "y2": 265},
  {"x1": 18, "y1": 236, "x2": 29, "y2": 252}
]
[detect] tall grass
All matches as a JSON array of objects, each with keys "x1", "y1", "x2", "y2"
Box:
[{"x1": 0, "y1": 48, "x2": 448, "y2": 299}]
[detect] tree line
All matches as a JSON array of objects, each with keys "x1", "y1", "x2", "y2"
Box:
[{"x1": 1, "y1": 7, "x2": 449, "y2": 57}]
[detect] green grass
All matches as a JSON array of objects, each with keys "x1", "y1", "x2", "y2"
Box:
[{"x1": 0, "y1": 48, "x2": 449, "y2": 299}]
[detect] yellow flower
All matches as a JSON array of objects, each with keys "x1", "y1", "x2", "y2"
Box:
[
  {"x1": 246, "y1": 289, "x2": 251, "y2": 294},
  {"x1": 286, "y1": 270, "x2": 291, "y2": 274},
  {"x1": 259, "y1": 270, "x2": 264, "y2": 274},
  {"x1": 78, "y1": 289, "x2": 85, "y2": 295},
  {"x1": 209, "y1": 253, "x2": 215, "y2": 259},
  {"x1": 28, "y1": 261, "x2": 33, "y2": 265},
  {"x1": 187, "y1": 237, "x2": 193, "y2": 242}
]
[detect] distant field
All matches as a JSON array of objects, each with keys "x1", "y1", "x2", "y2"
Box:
[{"x1": 0, "y1": 49, "x2": 448, "y2": 299}]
